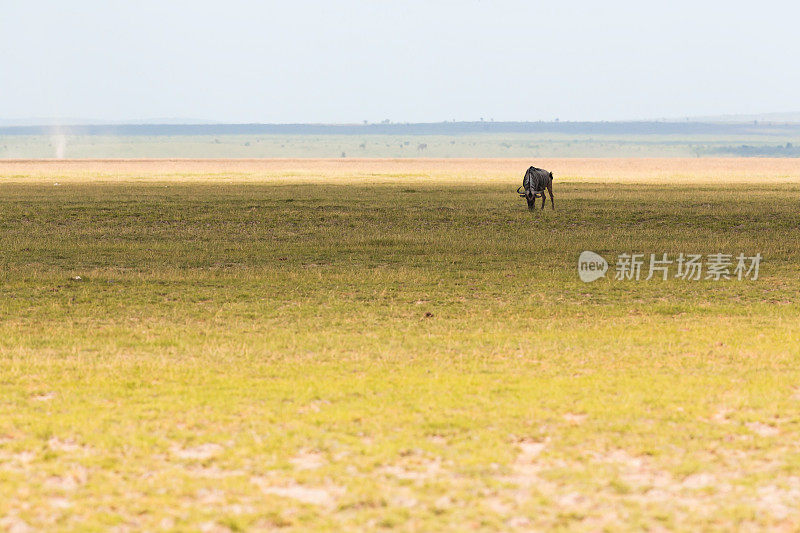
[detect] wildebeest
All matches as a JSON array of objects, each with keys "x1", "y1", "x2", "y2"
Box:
[{"x1": 517, "y1": 166, "x2": 554, "y2": 210}]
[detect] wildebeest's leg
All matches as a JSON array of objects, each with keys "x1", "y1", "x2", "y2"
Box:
[
  {"x1": 547, "y1": 183, "x2": 554, "y2": 209},
  {"x1": 541, "y1": 192, "x2": 546, "y2": 210}
]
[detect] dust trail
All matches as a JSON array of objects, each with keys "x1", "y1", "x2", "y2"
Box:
[{"x1": 52, "y1": 134, "x2": 67, "y2": 159}]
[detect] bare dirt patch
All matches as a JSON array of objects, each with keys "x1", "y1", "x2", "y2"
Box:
[
  {"x1": 170, "y1": 443, "x2": 224, "y2": 461},
  {"x1": 251, "y1": 478, "x2": 343, "y2": 508},
  {"x1": 289, "y1": 450, "x2": 326, "y2": 470}
]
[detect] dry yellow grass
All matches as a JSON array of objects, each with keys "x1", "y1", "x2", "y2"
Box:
[{"x1": 2, "y1": 157, "x2": 799, "y2": 184}]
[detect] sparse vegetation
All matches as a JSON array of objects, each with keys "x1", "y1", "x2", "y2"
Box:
[{"x1": 2, "y1": 131, "x2": 800, "y2": 158}]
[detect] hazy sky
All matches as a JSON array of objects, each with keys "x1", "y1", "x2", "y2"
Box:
[{"x1": 3, "y1": 0, "x2": 799, "y2": 123}]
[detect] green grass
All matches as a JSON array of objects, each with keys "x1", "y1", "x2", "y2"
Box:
[{"x1": 1, "y1": 177, "x2": 800, "y2": 530}]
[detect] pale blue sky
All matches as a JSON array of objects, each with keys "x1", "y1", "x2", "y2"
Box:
[{"x1": 2, "y1": 0, "x2": 799, "y2": 123}]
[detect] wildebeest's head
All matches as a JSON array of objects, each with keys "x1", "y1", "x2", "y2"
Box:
[
  {"x1": 517, "y1": 185, "x2": 539, "y2": 210},
  {"x1": 525, "y1": 190, "x2": 536, "y2": 209}
]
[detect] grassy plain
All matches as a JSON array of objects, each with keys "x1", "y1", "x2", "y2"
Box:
[
  {"x1": 4, "y1": 131, "x2": 800, "y2": 158},
  {"x1": 1, "y1": 158, "x2": 800, "y2": 531}
]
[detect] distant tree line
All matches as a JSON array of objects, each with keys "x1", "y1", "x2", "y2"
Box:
[{"x1": 708, "y1": 143, "x2": 800, "y2": 157}]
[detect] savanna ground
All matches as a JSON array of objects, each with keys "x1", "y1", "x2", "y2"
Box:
[{"x1": 1, "y1": 158, "x2": 799, "y2": 531}]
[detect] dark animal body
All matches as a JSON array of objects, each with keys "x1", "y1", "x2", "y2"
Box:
[{"x1": 517, "y1": 166, "x2": 554, "y2": 210}]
